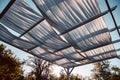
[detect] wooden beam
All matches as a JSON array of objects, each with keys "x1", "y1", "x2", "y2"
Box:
[
  {"x1": 53, "y1": 45, "x2": 71, "y2": 53},
  {"x1": 75, "y1": 48, "x2": 120, "y2": 62},
  {"x1": 67, "y1": 56, "x2": 117, "y2": 68},
  {"x1": 53, "y1": 39, "x2": 120, "y2": 61},
  {"x1": 53, "y1": 27, "x2": 120, "y2": 53},
  {"x1": 0, "y1": 37, "x2": 54, "y2": 62},
  {"x1": 0, "y1": 0, "x2": 16, "y2": 19},
  {"x1": 60, "y1": 47, "x2": 120, "y2": 67},
  {"x1": 26, "y1": 32, "x2": 71, "y2": 52},
  {"x1": 109, "y1": 26, "x2": 120, "y2": 32},
  {"x1": 26, "y1": 33, "x2": 75, "y2": 62},
  {"x1": 82, "y1": 39, "x2": 120, "y2": 52},
  {"x1": 60, "y1": 6, "x2": 117, "y2": 35},
  {"x1": 19, "y1": 18, "x2": 45, "y2": 37},
  {"x1": 117, "y1": 55, "x2": 120, "y2": 59},
  {"x1": 105, "y1": 0, "x2": 120, "y2": 36}
]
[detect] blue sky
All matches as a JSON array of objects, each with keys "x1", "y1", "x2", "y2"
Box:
[
  {"x1": 0, "y1": 0, "x2": 120, "y2": 77},
  {"x1": 0, "y1": 0, "x2": 10, "y2": 13}
]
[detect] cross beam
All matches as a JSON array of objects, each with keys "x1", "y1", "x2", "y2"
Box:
[
  {"x1": 60, "y1": 47, "x2": 120, "y2": 67},
  {"x1": 25, "y1": 33, "x2": 79, "y2": 63},
  {"x1": 117, "y1": 55, "x2": 120, "y2": 59},
  {"x1": 55, "y1": 26, "x2": 120, "y2": 52},
  {"x1": 0, "y1": 37, "x2": 55, "y2": 63},
  {"x1": 27, "y1": 27, "x2": 119, "y2": 54},
  {"x1": 76, "y1": 48, "x2": 120, "y2": 62},
  {"x1": 54, "y1": 39, "x2": 120, "y2": 62},
  {"x1": 19, "y1": 18, "x2": 45, "y2": 37},
  {"x1": 66, "y1": 56, "x2": 117, "y2": 68},
  {"x1": 60, "y1": 6, "x2": 117, "y2": 35}
]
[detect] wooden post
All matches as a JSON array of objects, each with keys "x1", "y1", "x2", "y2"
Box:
[{"x1": 64, "y1": 67, "x2": 74, "y2": 80}]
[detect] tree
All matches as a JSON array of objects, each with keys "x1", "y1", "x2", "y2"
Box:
[
  {"x1": 0, "y1": 44, "x2": 24, "y2": 80},
  {"x1": 70, "y1": 74, "x2": 82, "y2": 80},
  {"x1": 24, "y1": 71, "x2": 36, "y2": 80},
  {"x1": 59, "y1": 69, "x2": 67, "y2": 80},
  {"x1": 49, "y1": 74, "x2": 59, "y2": 80},
  {"x1": 109, "y1": 66, "x2": 120, "y2": 80},
  {"x1": 59, "y1": 69, "x2": 82, "y2": 80},
  {"x1": 91, "y1": 61, "x2": 111, "y2": 80},
  {"x1": 91, "y1": 61, "x2": 120, "y2": 80},
  {"x1": 26, "y1": 57, "x2": 51, "y2": 80},
  {"x1": 111, "y1": 66, "x2": 120, "y2": 75}
]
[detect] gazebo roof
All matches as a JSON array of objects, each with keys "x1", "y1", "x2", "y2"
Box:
[{"x1": 0, "y1": 0, "x2": 120, "y2": 68}]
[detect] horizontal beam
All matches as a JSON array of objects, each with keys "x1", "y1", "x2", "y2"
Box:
[
  {"x1": 0, "y1": 24, "x2": 37, "y2": 46},
  {"x1": 54, "y1": 39, "x2": 120, "y2": 61},
  {"x1": 66, "y1": 56, "x2": 117, "y2": 68},
  {"x1": 0, "y1": 37, "x2": 54, "y2": 62},
  {"x1": 27, "y1": 45, "x2": 37, "y2": 51},
  {"x1": 19, "y1": 18, "x2": 45, "y2": 37},
  {"x1": 25, "y1": 34, "x2": 75, "y2": 62},
  {"x1": 48, "y1": 27, "x2": 120, "y2": 54},
  {"x1": 60, "y1": 48, "x2": 120, "y2": 68},
  {"x1": 109, "y1": 26, "x2": 120, "y2": 32},
  {"x1": 0, "y1": 0, "x2": 16, "y2": 19},
  {"x1": 83, "y1": 42, "x2": 112, "y2": 52},
  {"x1": 63, "y1": 41, "x2": 120, "y2": 67},
  {"x1": 46, "y1": 39, "x2": 120, "y2": 62},
  {"x1": 117, "y1": 55, "x2": 120, "y2": 59},
  {"x1": 64, "y1": 48, "x2": 120, "y2": 68},
  {"x1": 26, "y1": 32, "x2": 71, "y2": 52},
  {"x1": 53, "y1": 45, "x2": 71, "y2": 53},
  {"x1": 75, "y1": 48, "x2": 120, "y2": 62},
  {"x1": 82, "y1": 39, "x2": 120, "y2": 52},
  {"x1": 60, "y1": 6, "x2": 117, "y2": 35},
  {"x1": 26, "y1": 33, "x2": 67, "y2": 52}
]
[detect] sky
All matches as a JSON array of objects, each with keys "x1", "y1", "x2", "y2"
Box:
[
  {"x1": 0, "y1": 0, "x2": 10, "y2": 13},
  {"x1": 0, "y1": 0, "x2": 120, "y2": 77}
]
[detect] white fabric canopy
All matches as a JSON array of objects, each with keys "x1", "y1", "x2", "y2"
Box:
[
  {"x1": 0, "y1": 0, "x2": 43, "y2": 34},
  {"x1": 0, "y1": 24, "x2": 35, "y2": 50},
  {"x1": 0, "y1": 0, "x2": 118, "y2": 68}
]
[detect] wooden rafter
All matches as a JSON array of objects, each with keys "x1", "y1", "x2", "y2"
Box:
[
  {"x1": 19, "y1": 18, "x2": 45, "y2": 37},
  {"x1": 105, "y1": 0, "x2": 120, "y2": 37}
]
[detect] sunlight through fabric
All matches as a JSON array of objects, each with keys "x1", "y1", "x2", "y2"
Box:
[{"x1": 0, "y1": 0, "x2": 119, "y2": 68}]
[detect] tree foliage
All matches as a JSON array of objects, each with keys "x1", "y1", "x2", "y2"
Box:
[
  {"x1": 0, "y1": 44, "x2": 24, "y2": 80},
  {"x1": 91, "y1": 61, "x2": 120, "y2": 80},
  {"x1": 26, "y1": 57, "x2": 51, "y2": 80},
  {"x1": 70, "y1": 74, "x2": 82, "y2": 80},
  {"x1": 59, "y1": 69, "x2": 67, "y2": 80},
  {"x1": 91, "y1": 61, "x2": 110, "y2": 80}
]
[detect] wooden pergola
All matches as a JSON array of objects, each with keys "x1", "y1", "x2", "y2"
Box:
[{"x1": 0, "y1": 0, "x2": 120, "y2": 80}]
